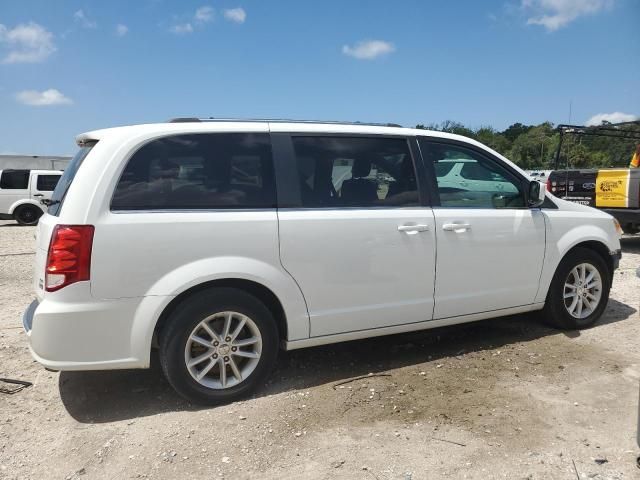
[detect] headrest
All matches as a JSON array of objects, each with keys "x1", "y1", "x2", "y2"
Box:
[{"x1": 352, "y1": 158, "x2": 372, "y2": 178}]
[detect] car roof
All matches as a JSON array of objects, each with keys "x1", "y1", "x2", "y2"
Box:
[{"x1": 76, "y1": 120, "x2": 469, "y2": 144}]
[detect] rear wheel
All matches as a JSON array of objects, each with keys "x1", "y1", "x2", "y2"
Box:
[
  {"x1": 543, "y1": 248, "x2": 611, "y2": 329},
  {"x1": 159, "y1": 288, "x2": 279, "y2": 405},
  {"x1": 14, "y1": 204, "x2": 42, "y2": 226}
]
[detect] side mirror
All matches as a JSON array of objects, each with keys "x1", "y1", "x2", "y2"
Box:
[{"x1": 528, "y1": 180, "x2": 546, "y2": 208}]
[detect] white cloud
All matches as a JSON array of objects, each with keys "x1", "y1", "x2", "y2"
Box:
[
  {"x1": 74, "y1": 9, "x2": 97, "y2": 29},
  {"x1": 0, "y1": 22, "x2": 56, "y2": 63},
  {"x1": 223, "y1": 8, "x2": 246, "y2": 24},
  {"x1": 115, "y1": 24, "x2": 128, "y2": 37},
  {"x1": 585, "y1": 112, "x2": 638, "y2": 126},
  {"x1": 195, "y1": 6, "x2": 214, "y2": 23},
  {"x1": 16, "y1": 89, "x2": 73, "y2": 106},
  {"x1": 342, "y1": 40, "x2": 395, "y2": 60},
  {"x1": 522, "y1": 0, "x2": 613, "y2": 31},
  {"x1": 170, "y1": 23, "x2": 194, "y2": 34},
  {"x1": 170, "y1": 6, "x2": 215, "y2": 34}
]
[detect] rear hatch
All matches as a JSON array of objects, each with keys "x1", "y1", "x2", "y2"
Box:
[{"x1": 33, "y1": 144, "x2": 96, "y2": 300}]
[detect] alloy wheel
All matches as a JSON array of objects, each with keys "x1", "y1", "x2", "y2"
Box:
[
  {"x1": 184, "y1": 311, "x2": 262, "y2": 389},
  {"x1": 563, "y1": 263, "x2": 602, "y2": 319}
]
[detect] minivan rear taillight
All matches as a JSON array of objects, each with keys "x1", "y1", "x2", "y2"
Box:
[{"x1": 45, "y1": 225, "x2": 94, "y2": 292}]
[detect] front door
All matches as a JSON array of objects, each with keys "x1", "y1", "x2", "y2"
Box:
[
  {"x1": 418, "y1": 139, "x2": 546, "y2": 319},
  {"x1": 275, "y1": 134, "x2": 436, "y2": 337}
]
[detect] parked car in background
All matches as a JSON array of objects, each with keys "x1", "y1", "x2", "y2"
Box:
[
  {"x1": 434, "y1": 158, "x2": 522, "y2": 207},
  {"x1": 527, "y1": 170, "x2": 553, "y2": 180},
  {"x1": 547, "y1": 168, "x2": 640, "y2": 234},
  {"x1": 23, "y1": 119, "x2": 622, "y2": 404},
  {"x1": 0, "y1": 169, "x2": 62, "y2": 225}
]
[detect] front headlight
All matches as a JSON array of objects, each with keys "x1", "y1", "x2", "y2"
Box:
[{"x1": 612, "y1": 218, "x2": 624, "y2": 236}]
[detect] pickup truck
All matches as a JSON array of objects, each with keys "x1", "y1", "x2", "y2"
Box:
[{"x1": 547, "y1": 168, "x2": 640, "y2": 234}]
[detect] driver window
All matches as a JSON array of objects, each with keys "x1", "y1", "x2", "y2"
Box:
[{"x1": 421, "y1": 141, "x2": 524, "y2": 208}]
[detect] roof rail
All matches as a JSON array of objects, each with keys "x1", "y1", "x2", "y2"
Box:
[
  {"x1": 167, "y1": 117, "x2": 403, "y2": 128},
  {"x1": 168, "y1": 117, "x2": 202, "y2": 123}
]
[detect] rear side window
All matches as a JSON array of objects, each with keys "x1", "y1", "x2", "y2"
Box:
[
  {"x1": 0, "y1": 170, "x2": 29, "y2": 189},
  {"x1": 111, "y1": 133, "x2": 276, "y2": 211},
  {"x1": 48, "y1": 144, "x2": 95, "y2": 216},
  {"x1": 291, "y1": 136, "x2": 419, "y2": 208},
  {"x1": 36, "y1": 174, "x2": 61, "y2": 191}
]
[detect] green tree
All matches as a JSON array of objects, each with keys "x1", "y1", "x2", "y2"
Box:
[{"x1": 415, "y1": 120, "x2": 640, "y2": 170}]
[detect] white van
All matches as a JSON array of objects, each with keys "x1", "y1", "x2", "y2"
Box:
[
  {"x1": 0, "y1": 169, "x2": 62, "y2": 225},
  {"x1": 23, "y1": 119, "x2": 622, "y2": 404}
]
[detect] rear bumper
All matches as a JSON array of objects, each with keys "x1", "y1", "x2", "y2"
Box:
[{"x1": 22, "y1": 291, "x2": 148, "y2": 371}]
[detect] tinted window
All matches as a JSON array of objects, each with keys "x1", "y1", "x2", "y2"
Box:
[
  {"x1": 420, "y1": 141, "x2": 524, "y2": 208},
  {"x1": 48, "y1": 145, "x2": 95, "y2": 216},
  {"x1": 433, "y1": 162, "x2": 456, "y2": 177},
  {"x1": 292, "y1": 136, "x2": 419, "y2": 208},
  {"x1": 111, "y1": 133, "x2": 275, "y2": 210},
  {"x1": 36, "y1": 174, "x2": 61, "y2": 191},
  {"x1": 0, "y1": 170, "x2": 29, "y2": 189}
]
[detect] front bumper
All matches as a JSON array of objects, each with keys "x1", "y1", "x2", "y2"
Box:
[{"x1": 610, "y1": 249, "x2": 622, "y2": 271}]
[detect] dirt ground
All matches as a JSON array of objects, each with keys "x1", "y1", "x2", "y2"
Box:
[{"x1": 0, "y1": 220, "x2": 639, "y2": 480}]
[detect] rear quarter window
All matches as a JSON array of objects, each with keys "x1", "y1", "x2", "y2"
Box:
[
  {"x1": 0, "y1": 170, "x2": 30, "y2": 189},
  {"x1": 48, "y1": 144, "x2": 95, "y2": 216},
  {"x1": 111, "y1": 133, "x2": 276, "y2": 210}
]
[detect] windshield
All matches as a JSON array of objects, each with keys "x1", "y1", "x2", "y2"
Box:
[{"x1": 48, "y1": 143, "x2": 96, "y2": 216}]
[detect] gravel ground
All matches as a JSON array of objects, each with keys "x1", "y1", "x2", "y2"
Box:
[{"x1": 0, "y1": 220, "x2": 639, "y2": 480}]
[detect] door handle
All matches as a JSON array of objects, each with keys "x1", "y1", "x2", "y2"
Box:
[
  {"x1": 398, "y1": 224, "x2": 429, "y2": 234},
  {"x1": 33, "y1": 194, "x2": 43, "y2": 197},
  {"x1": 442, "y1": 222, "x2": 471, "y2": 232}
]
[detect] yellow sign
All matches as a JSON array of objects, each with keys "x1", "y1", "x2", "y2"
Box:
[{"x1": 596, "y1": 169, "x2": 630, "y2": 208}]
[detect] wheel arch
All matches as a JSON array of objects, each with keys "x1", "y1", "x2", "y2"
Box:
[
  {"x1": 535, "y1": 225, "x2": 619, "y2": 302},
  {"x1": 562, "y1": 240, "x2": 614, "y2": 278},
  {"x1": 152, "y1": 278, "x2": 289, "y2": 349},
  {"x1": 8, "y1": 199, "x2": 43, "y2": 215}
]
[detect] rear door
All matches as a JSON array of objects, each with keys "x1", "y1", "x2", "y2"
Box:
[
  {"x1": 419, "y1": 138, "x2": 546, "y2": 319},
  {"x1": 274, "y1": 133, "x2": 436, "y2": 337},
  {"x1": 30, "y1": 172, "x2": 61, "y2": 207},
  {"x1": 90, "y1": 130, "x2": 282, "y2": 303}
]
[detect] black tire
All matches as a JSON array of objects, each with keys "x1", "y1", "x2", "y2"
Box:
[
  {"x1": 159, "y1": 287, "x2": 279, "y2": 405},
  {"x1": 542, "y1": 247, "x2": 611, "y2": 329},
  {"x1": 14, "y1": 204, "x2": 42, "y2": 226}
]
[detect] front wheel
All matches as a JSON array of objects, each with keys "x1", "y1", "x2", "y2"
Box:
[
  {"x1": 543, "y1": 247, "x2": 611, "y2": 329},
  {"x1": 159, "y1": 288, "x2": 279, "y2": 405}
]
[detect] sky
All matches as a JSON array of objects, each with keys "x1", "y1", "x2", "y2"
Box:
[{"x1": 0, "y1": 0, "x2": 639, "y2": 155}]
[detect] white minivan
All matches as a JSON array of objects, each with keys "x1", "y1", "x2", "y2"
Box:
[
  {"x1": 0, "y1": 169, "x2": 62, "y2": 225},
  {"x1": 23, "y1": 119, "x2": 622, "y2": 404}
]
